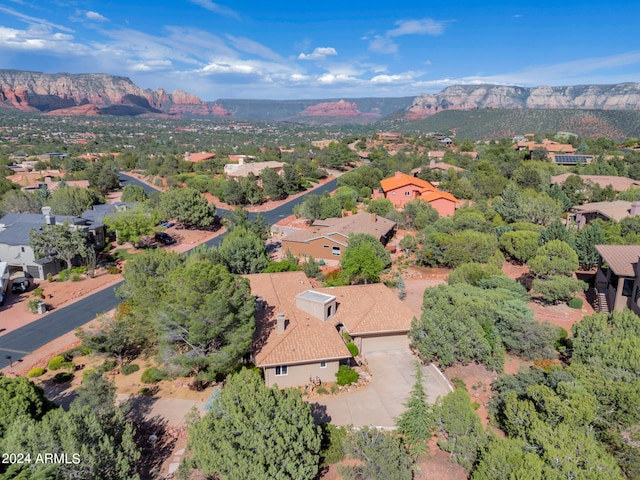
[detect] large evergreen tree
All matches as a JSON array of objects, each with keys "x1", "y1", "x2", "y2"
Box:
[{"x1": 186, "y1": 368, "x2": 321, "y2": 480}]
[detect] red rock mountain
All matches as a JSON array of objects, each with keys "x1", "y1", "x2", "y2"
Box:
[
  {"x1": 0, "y1": 69, "x2": 229, "y2": 117},
  {"x1": 299, "y1": 99, "x2": 381, "y2": 118}
]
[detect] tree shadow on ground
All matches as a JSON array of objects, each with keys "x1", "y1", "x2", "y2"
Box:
[{"x1": 309, "y1": 402, "x2": 332, "y2": 424}]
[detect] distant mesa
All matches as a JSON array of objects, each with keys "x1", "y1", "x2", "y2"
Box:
[{"x1": 299, "y1": 99, "x2": 381, "y2": 118}]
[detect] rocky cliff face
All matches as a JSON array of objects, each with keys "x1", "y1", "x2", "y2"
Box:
[
  {"x1": 0, "y1": 69, "x2": 231, "y2": 117},
  {"x1": 406, "y1": 83, "x2": 640, "y2": 119}
]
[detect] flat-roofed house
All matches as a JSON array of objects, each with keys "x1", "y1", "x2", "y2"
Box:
[
  {"x1": 281, "y1": 212, "x2": 395, "y2": 260},
  {"x1": 594, "y1": 245, "x2": 640, "y2": 314},
  {"x1": 223, "y1": 158, "x2": 285, "y2": 178},
  {"x1": 246, "y1": 271, "x2": 415, "y2": 387}
]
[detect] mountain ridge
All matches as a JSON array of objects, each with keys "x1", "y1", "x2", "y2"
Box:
[{"x1": 1, "y1": 70, "x2": 640, "y2": 124}]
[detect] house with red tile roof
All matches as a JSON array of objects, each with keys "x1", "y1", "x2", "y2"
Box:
[
  {"x1": 245, "y1": 271, "x2": 415, "y2": 388},
  {"x1": 282, "y1": 212, "x2": 395, "y2": 260},
  {"x1": 373, "y1": 171, "x2": 459, "y2": 215},
  {"x1": 184, "y1": 152, "x2": 216, "y2": 162}
]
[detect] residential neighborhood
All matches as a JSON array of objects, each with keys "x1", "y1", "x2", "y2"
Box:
[{"x1": 1, "y1": 117, "x2": 640, "y2": 480}]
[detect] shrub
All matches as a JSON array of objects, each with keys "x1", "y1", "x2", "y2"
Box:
[
  {"x1": 315, "y1": 385, "x2": 328, "y2": 395},
  {"x1": 32, "y1": 287, "x2": 45, "y2": 299},
  {"x1": 27, "y1": 299, "x2": 41, "y2": 314},
  {"x1": 346, "y1": 342, "x2": 359, "y2": 357},
  {"x1": 82, "y1": 369, "x2": 96, "y2": 381},
  {"x1": 46, "y1": 274, "x2": 54, "y2": 282},
  {"x1": 320, "y1": 424, "x2": 347, "y2": 466},
  {"x1": 567, "y1": 297, "x2": 583, "y2": 309},
  {"x1": 141, "y1": 366, "x2": 166, "y2": 384},
  {"x1": 107, "y1": 266, "x2": 121, "y2": 274},
  {"x1": 121, "y1": 363, "x2": 140, "y2": 376},
  {"x1": 52, "y1": 372, "x2": 73, "y2": 384},
  {"x1": 27, "y1": 367, "x2": 46, "y2": 378},
  {"x1": 532, "y1": 276, "x2": 588, "y2": 304},
  {"x1": 96, "y1": 360, "x2": 118, "y2": 373},
  {"x1": 335, "y1": 365, "x2": 359, "y2": 386},
  {"x1": 48, "y1": 355, "x2": 68, "y2": 371}
]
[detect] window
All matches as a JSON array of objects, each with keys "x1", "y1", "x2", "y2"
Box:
[
  {"x1": 275, "y1": 365, "x2": 288, "y2": 376},
  {"x1": 323, "y1": 245, "x2": 329, "y2": 248},
  {"x1": 320, "y1": 361, "x2": 327, "y2": 368},
  {"x1": 21, "y1": 247, "x2": 25, "y2": 253},
  {"x1": 327, "y1": 305, "x2": 332, "y2": 317},
  {"x1": 623, "y1": 278, "x2": 634, "y2": 297},
  {"x1": 404, "y1": 191, "x2": 410, "y2": 196},
  {"x1": 391, "y1": 191, "x2": 396, "y2": 195},
  {"x1": 332, "y1": 247, "x2": 340, "y2": 256}
]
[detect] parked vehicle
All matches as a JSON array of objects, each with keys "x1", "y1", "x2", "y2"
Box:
[
  {"x1": 11, "y1": 277, "x2": 32, "y2": 294},
  {"x1": 0, "y1": 262, "x2": 9, "y2": 306},
  {"x1": 155, "y1": 232, "x2": 176, "y2": 245}
]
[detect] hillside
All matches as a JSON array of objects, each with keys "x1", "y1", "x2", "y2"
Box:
[{"x1": 395, "y1": 109, "x2": 640, "y2": 140}]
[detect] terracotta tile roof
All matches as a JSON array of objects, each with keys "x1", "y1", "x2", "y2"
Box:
[
  {"x1": 551, "y1": 174, "x2": 640, "y2": 192},
  {"x1": 571, "y1": 201, "x2": 635, "y2": 222},
  {"x1": 595, "y1": 245, "x2": 640, "y2": 277},
  {"x1": 185, "y1": 152, "x2": 216, "y2": 162},
  {"x1": 283, "y1": 213, "x2": 395, "y2": 245},
  {"x1": 419, "y1": 190, "x2": 459, "y2": 203},
  {"x1": 315, "y1": 283, "x2": 415, "y2": 335},
  {"x1": 246, "y1": 272, "x2": 351, "y2": 367},
  {"x1": 379, "y1": 171, "x2": 436, "y2": 193},
  {"x1": 245, "y1": 272, "x2": 415, "y2": 367},
  {"x1": 427, "y1": 151, "x2": 446, "y2": 158}
]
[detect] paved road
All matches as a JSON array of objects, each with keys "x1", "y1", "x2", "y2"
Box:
[{"x1": 0, "y1": 173, "x2": 338, "y2": 366}]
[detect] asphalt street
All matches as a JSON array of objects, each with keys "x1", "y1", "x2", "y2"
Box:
[{"x1": 0, "y1": 173, "x2": 338, "y2": 366}]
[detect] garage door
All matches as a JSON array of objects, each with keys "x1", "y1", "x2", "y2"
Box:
[{"x1": 360, "y1": 334, "x2": 409, "y2": 354}]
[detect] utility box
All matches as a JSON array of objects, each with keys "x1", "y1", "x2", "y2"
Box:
[{"x1": 37, "y1": 302, "x2": 47, "y2": 314}]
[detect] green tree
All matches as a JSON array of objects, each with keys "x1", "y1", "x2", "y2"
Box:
[
  {"x1": 49, "y1": 185, "x2": 102, "y2": 216},
  {"x1": 320, "y1": 195, "x2": 341, "y2": 219},
  {"x1": 0, "y1": 377, "x2": 53, "y2": 438},
  {"x1": 367, "y1": 198, "x2": 394, "y2": 217},
  {"x1": 0, "y1": 190, "x2": 43, "y2": 215},
  {"x1": 159, "y1": 186, "x2": 216, "y2": 228},
  {"x1": 499, "y1": 230, "x2": 540, "y2": 263},
  {"x1": 435, "y1": 388, "x2": 486, "y2": 471},
  {"x1": 295, "y1": 194, "x2": 323, "y2": 222},
  {"x1": 156, "y1": 262, "x2": 255, "y2": 379},
  {"x1": 282, "y1": 164, "x2": 303, "y2": 195},
  {"x1": 120, "y1": 184, "x2": 148, "y2": 202},
  {"x1": 218, "y1": 226, "x2": 270, "y2": 274},
  {"x1": 396, "y1": 362, "x2": 433, "y2": 455},
  {"x1": 29, "y1": 220, "x2": 89, "y2": 269},
  {"x1": 575, "y1": 222, "x2": 606, "y2": 269},
  {"x1": 103, "y1": 204, "x2": 160, "y2": 244},
  {"x1": 186, "y1": 368, "x2": 321, "y2": 480},
  {"x1": 528, "y1": 240, "x2": 579, "y2": 278},
  {"x1": 261, "y1": 167, "x2": 286, "y2": 200},
  {"x1": 339, "y1": 427, "x2": 413, "y2": 480},
  {"x1": 532, "y1": 275, "x2": 588, "y2": 304},
  {"x1": 472, "y1": 436, "x2": 546, "y2": 480},
  {"x1": 561, "y1": 174, "x2": 586, "y2": 205}
]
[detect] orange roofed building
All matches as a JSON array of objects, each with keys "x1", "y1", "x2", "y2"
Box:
[
  {"x1": 246, "y1": 271, "x2": 415, "y2": 388},
  {"x1": 373, "y1": 171, "x2": 459, "y2": 216}
]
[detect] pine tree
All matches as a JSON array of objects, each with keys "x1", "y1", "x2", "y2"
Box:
[{"x1": 396, "y1": 362, "x2": 433, "y2": 456}]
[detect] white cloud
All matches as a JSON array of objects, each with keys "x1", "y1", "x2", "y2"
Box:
[
  {"x1": 226, "y1": 35, "x2": 283, "y2": 61},
  {"x1": 387, "y1": 18, "x2": 446, "y2": 37},
  {"x1": 86, "y1": 11, "x2": 108, "y2": 22},
  {"x1": 0, "y1": 25, "x2": 83, "y2": 54},
  {"x1": 317, "y1": 73, "x2": 359, "y2": 85},
  {"x1": 189, "y1": 0, "x2": 239, "y2": 20},
  {"x1": 0, "y1": 5, "x2": 74, "y2": 32},
  {"x1": 201, "y1": 62, "x2": 255, "y2": 74},
  {"x1": 368, "y1": 35, "x2": 397, "y2": 54},
  {"x1": 371, "y1": 73, "x2": 415, "y2": 84},
  {"x1": 297, "y1": 47, "x2": 337, "y2": 61},
  {"x1": 130, "y1": 60, "x2": 173, "y2": 72}
]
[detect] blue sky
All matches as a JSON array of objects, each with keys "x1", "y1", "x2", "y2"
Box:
[{"x1": 1, "y1": 0, "x2": 639, "y2": 100}]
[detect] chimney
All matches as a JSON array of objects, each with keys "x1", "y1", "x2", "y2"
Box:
[
  {"x1": 429, "y1": 159, "x2": 436, "y2": 166},
  {"x1": 238, "y1": 156, "x2": 245, "y2": 165},
  {"x1": 44, "y1": 176, "x2": 52, "y2": 184},
  {"x1": 394, "y1": 171, "x2": 402, "y2": 178},
  {"x1": 371, "y1": 213, "x2": 377, "y2": 222},
  {"x1": 276, "y1": 312, "x2": 288, "y2": 334},
  {"x1": 42, "y1": 206, "x2": 55, "y2": 225},
  {"x1": 631, "y1": 201, "x2": 640, "y2": 216}
]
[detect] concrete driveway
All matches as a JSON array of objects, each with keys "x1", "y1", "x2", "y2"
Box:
[{"x1": 311, "y1": 348, "x2": 452, "y2": 428}]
